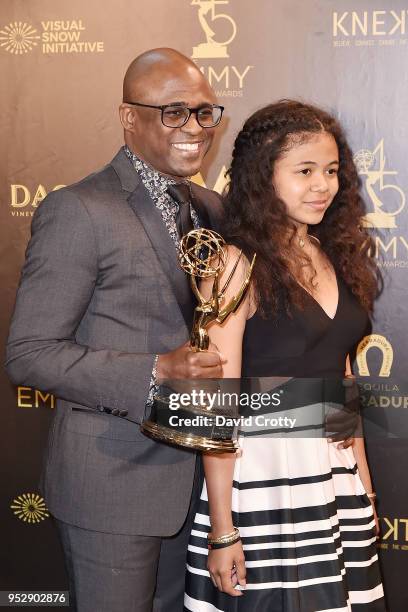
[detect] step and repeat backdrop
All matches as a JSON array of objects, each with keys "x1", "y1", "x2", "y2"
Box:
[{"x1": 1, "y1": 0, "x2": 407, "y2": 609}]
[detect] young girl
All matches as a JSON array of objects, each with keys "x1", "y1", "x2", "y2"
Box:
[{"x1": 184, "y1": 100, "x2": 385, "y2": 611}]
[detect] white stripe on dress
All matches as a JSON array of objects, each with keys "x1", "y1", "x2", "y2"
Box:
[
  {"x1": 245, "y1": 549, "x2": 343, "y2": 568},
  {"x1": 349, "y1": 584, "x2": 384, "y2": 604},
  {"x1": 184, "y1": 593, "x2": 224, "y2": 612},
  {"x1": 243, "y1": 535, "x2": 341, "y2": 549},
  {"x1": 341, "y1": 536, "x2": 377, "y2": 548},
  {"x1": 231, "y1": 482, "x2": 336, "y2": 511},
  {"x1": 340, "y1": 519, "x2": 375, "y2": 532},
  {"x1": 242, "y1": 572, "x2": 346, "y2": 589},
  {"x1": 345, "y1": 554, "x2": 379, "y2": 568}
]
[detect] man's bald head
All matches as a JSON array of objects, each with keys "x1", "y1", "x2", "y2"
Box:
[
  {"x1": 119, "y1": 48, "x2": 220, "y2": 179},
  {"x1": 123, "y1": 48, "x2": 205, "y2": 102}
]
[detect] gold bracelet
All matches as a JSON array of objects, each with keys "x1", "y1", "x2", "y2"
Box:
[
  {"x1": 367, "y1": 492, "x2": 377, "y2": 500},
  {"x1": 208, "y1": 527, "x2": 240, "y2": 545},
  {"x1": 208, "y1": 535, "x2": 241, "y2": 550},
  {"x1": 208, "y1": 527, "x2": 241, "y2": 550}
]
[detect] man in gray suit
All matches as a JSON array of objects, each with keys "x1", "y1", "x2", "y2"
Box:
[{"x1": 6, "y1": 48, "x2": 224, "y2": 611}]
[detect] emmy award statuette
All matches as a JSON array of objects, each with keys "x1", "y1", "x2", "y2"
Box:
[
  {"x1": 354, "y1": 140, "x2": 405, "y2": 229},
  {"x1": 141, "y1": 228, "x2": 256, "y2": 452},
  {"x1": 191, "y1": 0, "x2": 237, "y2": 60}
]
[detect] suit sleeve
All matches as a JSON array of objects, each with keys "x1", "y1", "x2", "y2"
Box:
[{"x1": 5, "y1": 189, "x2": 155, "y2": 423}]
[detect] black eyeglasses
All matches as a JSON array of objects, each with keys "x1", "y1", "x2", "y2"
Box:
[{"x1": 123, "y1": 101, "x2": 224, "y2": 128}]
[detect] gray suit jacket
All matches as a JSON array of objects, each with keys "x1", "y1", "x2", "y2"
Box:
[{"x1": 5, "y1": 148, "x2": 222, "y2": 536}]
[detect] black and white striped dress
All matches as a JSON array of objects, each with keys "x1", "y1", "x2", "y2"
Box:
[{"x1": 185, "y1": 279, "x2": 385, "y2": 611}]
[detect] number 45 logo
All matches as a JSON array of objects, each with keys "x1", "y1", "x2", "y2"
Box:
[{"x1": 191, "y1": 0, "x2": 237, "y2": 59}]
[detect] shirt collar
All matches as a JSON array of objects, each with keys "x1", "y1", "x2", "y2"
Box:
[{"x1": 124, "y1": 145, "x2": 180, "y2": 193}]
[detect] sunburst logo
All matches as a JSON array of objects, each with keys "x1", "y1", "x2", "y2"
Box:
[
  {"x1": 0, "y1": 22, "x2": 40, "y2": 54},
  {"x1": 11, "y1": 493, "x2": 50, "y2": 523}
]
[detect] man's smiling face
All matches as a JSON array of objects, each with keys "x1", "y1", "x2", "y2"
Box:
[{"x1": 121, "y1": 63, "x2": 218, "y2": 179}]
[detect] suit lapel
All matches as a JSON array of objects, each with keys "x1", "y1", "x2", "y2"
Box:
[
  {"x1": 191, "y1": 184, "x2": 222, "y2": 232},
  {"x1": 129, "y1": 183, "x2": 196, "y2": 330},
  {"x1": 111, "y1": 149, "x2": 195, "y2": 331},
  {"x1": 191, "y1": 189, "x2": 211, "y2": 229}
]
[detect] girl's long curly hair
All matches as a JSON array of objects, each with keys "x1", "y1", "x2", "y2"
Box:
[{"x1": 223, "y1": 99, "x2": 380, "y2": 316}]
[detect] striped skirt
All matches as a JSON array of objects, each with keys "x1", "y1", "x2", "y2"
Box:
[{"x1": 184, "y1": 437, "x2": 385, "y2": 612}]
